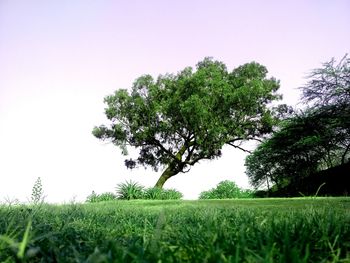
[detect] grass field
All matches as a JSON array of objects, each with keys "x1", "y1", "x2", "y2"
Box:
[{"x1": 0, "y1": 198, "x2": 349, "y2": 262}]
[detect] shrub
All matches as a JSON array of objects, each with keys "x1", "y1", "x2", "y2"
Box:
[
  {"x1": 143, "y1": 187, "x2": 163, "y2": 199},
  {"x1": 162, "y1": 188, "x2": 183, "y2": 200},
  {"x1": 199, "y1": 180, "x2": 254, "y2": 199},
  {"x1": 238, "y1": 189, "x2": 255, "y2": 198},
  {"x1": 143, "y1": 187, "x2": 183, "y2": 200},
  {"x1": 98, "y1": 192, "x2": 118, "y2": 201},
  {"x1": 86, "y1": 191, "x2": 98, "y2": 203},
  {"x1": 86, "y1": 191, "x2": 117, "y2": 203},
  {"x1": 253, "y1": 190, "x2": 269, "y2": 198},
  {"x1": 198, "y1": 190, "x2": 216, "y2": 200},
  {"x1": 116, "y1": 180, "x2": 144, "y2": 200}
]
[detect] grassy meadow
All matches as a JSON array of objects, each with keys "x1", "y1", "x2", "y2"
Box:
[{"x1": 0, "y1": 198, "x2": 349, "y2": 262}]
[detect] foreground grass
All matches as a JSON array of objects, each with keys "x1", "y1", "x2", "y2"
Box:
[{"x1": 0, "y1": 198, "x2": 349, "y2": 262}]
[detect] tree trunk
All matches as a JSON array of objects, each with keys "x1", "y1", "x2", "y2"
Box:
[
  {"x1": 155, "y1": 165, "x2": 177, "y2": 188},
  {"x1": 266, "y1": 175, "x2": 270, "y2": 191},
  {"x1": 341, "y1": 144, "x2": 350, "y2": 164},
  {"x1": 155, "y1": 144, "x2": 189, "y2": 188}
]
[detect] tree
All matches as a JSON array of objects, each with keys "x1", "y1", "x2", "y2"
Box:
[
  {"x1": 246, "y1": 55, "x2": 350, "y2": 190},
  {"x1": 246, "y1": 111, "x2": 334, "y2": 188},
  {"x1": 301, "y1": 54, "x2": 350, "y2": 108},
  {"x1": 93, "y1": 58, "x2": 281, "y2": 188},
  {"x1": 301, "y1": 54, "x2": 350, "y2": 164}
]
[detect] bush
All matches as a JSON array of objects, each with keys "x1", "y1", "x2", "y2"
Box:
[
  {"x1": 86, "y1": 191, "x2": 117, "y2": 203},
  {"x1": 116, "y1": 180, "x2": 144, "y2": 200},
  {"x1": 199, "y1": 180, "x2": 254, "y2": 199},
  {"x1": 162, "y1": 188, "x2": 183, "y2": 200},
  {"x1": 143, "y1": 187, "x2": 183, "y2": 200},
  {"x1": 253, "y1": 190, "x2": 269, "y2": 198},
  {"x1": 143, "y1": 187, "x2": 163, "y2": 199},
  {"x1": 199, "y1": 190, "x2": 216, "y2": 200}
]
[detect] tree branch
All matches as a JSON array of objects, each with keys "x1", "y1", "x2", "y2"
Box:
[
  {"x1": 227, "y1": 142, "x2": 252, "y2": 153},
  {"x1": 151, "y1": 138, "x2": 176, "y2": 159},
  {"x1": 185, "y1": 155, "x2": 212, "y2": 166}
]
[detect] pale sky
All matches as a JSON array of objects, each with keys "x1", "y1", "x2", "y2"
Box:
[{"x1": 0, "y1": 0, "x2": 349, "y2": 203}]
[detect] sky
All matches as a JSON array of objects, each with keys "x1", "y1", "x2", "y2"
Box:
[{"x1": 0, "y1": 0, "x2": 349, "y2": 203}]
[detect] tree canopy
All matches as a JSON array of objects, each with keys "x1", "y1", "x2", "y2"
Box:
[
  {"x1": 301, "y1": 55, "x2": 350, "y2": 108},
  {"x1": 93, "y1": 58, "x2": 281, "y2": 187},
  {"x1": 246, "y1": 55, "x2": 350, "y2": 190}
]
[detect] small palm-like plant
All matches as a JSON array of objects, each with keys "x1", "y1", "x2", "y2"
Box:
[{"x1": 116, "y1": 180, "x2": 144, "y2": 200}]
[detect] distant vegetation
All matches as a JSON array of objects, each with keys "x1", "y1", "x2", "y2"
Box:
[
  {"x1": 86, "y1": 180, "x2": 183, "y2": 203},
  {"x1": 246, "y1": 55, "x2": 350, "y2": 197},
  {"x1": 86, "y1": 180, "x2": 253, "y2": 202}
]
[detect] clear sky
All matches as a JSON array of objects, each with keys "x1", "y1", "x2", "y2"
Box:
[{"x1": 0, "y1": 0, "x2": 349, "y2": 203}]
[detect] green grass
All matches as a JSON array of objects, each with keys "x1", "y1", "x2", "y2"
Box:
[{"x1": 0, "y1": 198, "x2": 349, "y2": 262}]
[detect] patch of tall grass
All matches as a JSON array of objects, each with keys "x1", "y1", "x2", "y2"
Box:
[{"x1": 0, "y1": 198, "x2": 349, "y2": 262}]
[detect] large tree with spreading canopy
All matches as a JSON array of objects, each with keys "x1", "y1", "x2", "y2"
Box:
[{"x1": 93, "y1": 58, "x2": 281, "y2": 188}]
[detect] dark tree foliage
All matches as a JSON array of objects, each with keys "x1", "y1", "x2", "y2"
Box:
[
  {"x1": 301, "y1": 54, "x2": 350, "y2": 108},
  {"x1": 246, "y1": 109, "x2": 350, "y2": 188},
  {"x1": 93, "y1": 58, "x2": 281, "y2": 187},
  {"x1": 246, "y1": 55, "x2": 350, "y2": 189},
  {"x1": 301, "y1": 55, "x2": 350, "y2": 165}
]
